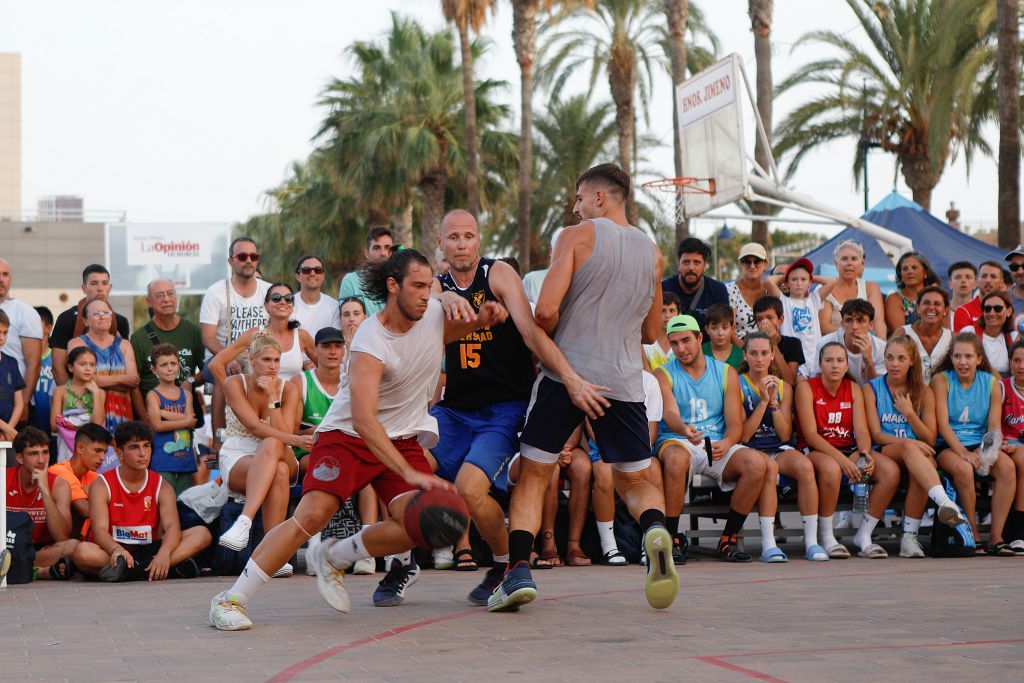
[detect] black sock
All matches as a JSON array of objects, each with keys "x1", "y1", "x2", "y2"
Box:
[
  {"x1": 722, "y1": 508, "x2": 746, "y2": 539},
  {"x1": 667, "y1": 515, "x2": 680, "y2": 537},
  {"x1": 1008, "y1": 509, "x2": 1024, "y2": 542},
  {"x1": 508, "y1": 530, "x2": 535, "y2": 567},
  {"x1": 639, "y1": 508, "x2": 666, "y2": 532}
]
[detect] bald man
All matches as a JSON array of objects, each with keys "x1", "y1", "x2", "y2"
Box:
[
  {"x1": 430, "y1": 209, "x2": 607, "y2": 605},
  {"x1": 0, "y1": 257, "x2": 43, "y2": 409},
  {"x1": 130, "y1": 279, "x2": 205, "y2": 399}
]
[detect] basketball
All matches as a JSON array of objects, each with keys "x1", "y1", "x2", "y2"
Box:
[{"x1": 402, "y1": 489, "x2": 470, "y2": 550}]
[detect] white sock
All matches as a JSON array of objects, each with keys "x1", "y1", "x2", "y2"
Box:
[
  {"x1": 801, "y1": 515, "x2": 819, "y2": 550},
  {"x1": 759, "y1": 517, "x2": 777, "y2": 551},
  {"x1": 903, "y1": 516, "x2": 922, "y2": 534},
  {"x1": 927, "y1": 485, "x2": 954, "y2": 508},
  {"x1": 854, "y1": 514, "x2": 880, "y2": 551},
  {"x1": 392, "y1": 550, "x2": 412, "y2": 565},
  {"x1": 325, "y1": 531, "x2": 370, "y2": 569},
  {"x1": 227, "y1": 558, "x2": 269, "y2": 602},
  {"x1": 596, "y1": 520, "x2": 618, "y2": 555},
  {"x1": 493, "y1": 553, "x2": 510, "y2": 565},
  {"x1": 818, "y1": 514, "x2": 838, "y2": 548}
]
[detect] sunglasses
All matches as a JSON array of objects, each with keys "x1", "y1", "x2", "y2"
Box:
[
  {"x1": 298, "y1": 266, "x2": 324, "y2": 275},
  {"x1": 234, "y1": 252, "x2": 261, "y2": 263},
  {"x1": 1009, "y1": 263, "x2": 1024, "y2": 272},
  {"x1": 983, "y1": 304, "x2": 1006, "y2": 313},
  {"x1": 88, "y1": 310, "x2": 112, "y2": 318},
  {"x1": 740, "y1": 258, "x2": 764, "y2": 266},
  {"x1": 268, "y1": 293, "x2": 295, "y2": 304}
]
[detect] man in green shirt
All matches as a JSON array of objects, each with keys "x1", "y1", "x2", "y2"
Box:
[
  {"x1": 130, "y1": 279, "x2": 204, "y2": 397},
  {"x1": 337, "y1": 227, "x2": 393, "y2": 317}
]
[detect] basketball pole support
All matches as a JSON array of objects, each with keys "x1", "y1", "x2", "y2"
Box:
[{"x1": 1, "y1": 440, "x2": 10, "y2": 589}]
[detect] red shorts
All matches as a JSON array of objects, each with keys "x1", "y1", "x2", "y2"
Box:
[{"x1": 301, "y1": 430, "x2": 431, "y2": 505}]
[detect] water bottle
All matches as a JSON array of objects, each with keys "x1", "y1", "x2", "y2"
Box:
[{"x1": 852, "y1": 453, "x2": 870, "y2": 514}]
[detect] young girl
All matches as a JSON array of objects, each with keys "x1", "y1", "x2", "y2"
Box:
[
  {"x1": 932, "y1": 332, "x2": 1017, "y2": 555},
  {"x1": 795, "y1": 342, "x2": 896, "y2": 559},
  {"x1": 739, "y1": 333, "x2": 823, "y2": 562},
  {"x1": 863, "y1": 336, "x2": 966, "y2": 558},
  {"x1": 50, "y1": 346, "x2": 107, "y2": 462},
  {"x1": 997, "y1": 340, "x2": 1024, "y2": 553}
]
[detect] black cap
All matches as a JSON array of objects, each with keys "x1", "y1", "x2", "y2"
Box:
[{"x1": 314, "y1": 327, "x2": 344, "y2": 345}]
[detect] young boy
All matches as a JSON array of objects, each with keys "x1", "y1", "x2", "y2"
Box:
[
  {"x1": 766, "y1": 258, "x2": 834, "y2": 378},
  {"x1": 752, "y1": 296, "x2": 806, "y2": 386},
  {"x1": 145, "y1": 343, "x2": 197, "y2": 497},
  {"x1": 73, "y1": 421, "x2": 211, "y2": 582},
  {"x1": 644, "y1": 292, "x2": 681, "y2": 371},
  {"x1": 0, "y1": 309, "x2": 26, "y2": 441},
  {"x1": 31, "y1": 306, "x2": 55, "y2": 434},
  {"x1": 814, "y1": 299, "x2": 887, "y2": 383},
  {"x1": 49, "y1": 422, "x2": 109, "y2": 527},
  {"x1": 701, "y1": 304, "x2": 743, "y2": 369}
]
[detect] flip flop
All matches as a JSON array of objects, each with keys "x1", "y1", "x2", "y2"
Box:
[
  {"x1": 452, "y1": 549, "x2": 479, "y2": 572},
  {"x1": 857, "y1": 544, "x2": 888, "y2": 559},
  {"x1": 48, "y1": 557, "x2": 75, "y2": 581},
  {"x1": 987, "y1": 541, "x2": 1016, "y2": 557},
  {"x1": 602, "y1": 549, "x2": 629, "y2": 566},
  {"x1": 805, "y1": 544, "x2": 829, "y2": 562},
  {"x1": 759, "y1": 547, "x2": 788, "y2": 563},
  {"x1": 537, "y1": 548, "x2": 563, "y2": 568},
  {"x1": 529, "y1": 553, "x2": 554, "y2": 570},
  {"x1": 826, "y1": 543, "x2": 851, "y2": 559},
  {"x1": 565, "y1": 548, "x2": 592, "y2": 567}
]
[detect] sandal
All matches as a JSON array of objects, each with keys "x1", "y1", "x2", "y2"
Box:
[
  {"x1": 759, "y1": 547, "x2": 788, "y2": 563},
  {"x1": 452, "y1": 548, "x2": 478, "y2": 572},
  {"x1": 856, "y1": 544, "x2": 888, "y2": 559},
  {"x1": 826, "y1": 543, "x2": 851, "y2": 559},
  {"x1": 716, "y1": 535, "x2": 752, "y2": 563},
  {"x1": 565, "y1": 547, "x2": 591, "y2": 567},
  {"x1": 48, "y1": 557, "x2": 75, "y2": 581},
  {"x1": 529, "y1": 552, "x2": 554, "y2": 570},
  {"x1": 975, "y1": 544, "x2": 990, "y2": 556},
  {"x1": 602, "y1": 549, "x2": 628, "y2": 566},
  {"x1": 987, "y1": 541, "x2": 1016, "y2": 557},
  {"x1": 538, "y1": 548, "x2": 563, "y2": 567}
]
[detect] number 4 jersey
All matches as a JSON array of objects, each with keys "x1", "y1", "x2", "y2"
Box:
[{"x1": 437, "y1": 258, "x2": 536, "y2": 411}]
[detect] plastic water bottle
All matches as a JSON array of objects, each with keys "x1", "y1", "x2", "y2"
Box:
[{"x1": 852, "y1": 453, "x2": 870, "y2": 514}]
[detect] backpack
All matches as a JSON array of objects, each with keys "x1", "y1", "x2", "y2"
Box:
[
  {"x1": 613, "y1": 500, "x2": 643, "y2": 564},
  {"x1": 213, "y1": 502, "x2": 265, "y2": 575},
  {"x1": 930, "y1": 473, "x2": 977, "y2": 558},
  {"x1": 4, "y1": 511, "x2": 37, "y2": 584}
]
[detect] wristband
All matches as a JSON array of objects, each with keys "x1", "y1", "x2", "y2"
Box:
[{"x1": 268, "y1": 400, "x2": 281, "y2": 410}]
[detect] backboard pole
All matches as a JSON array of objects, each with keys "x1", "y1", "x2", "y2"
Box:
[{"x1": 737, "y1": 59, "x2": 780, "y2": 184}]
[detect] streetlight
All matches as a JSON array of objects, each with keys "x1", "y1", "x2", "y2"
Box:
[{"x1": 712, "y1": 222, "x2": 735, "y2": 280}]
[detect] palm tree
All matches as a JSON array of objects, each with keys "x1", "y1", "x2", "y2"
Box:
[
  {"x1": 996, "y1": 0, "x2": 1020, "y2": 249},
  {"x1": 664, "y1": 0, "x2": 689, "y2": 243},
  {"x1": 748, "y1": 0, "x2": 773, "y2": 249},
  {"x1": 775, "y1": 0, "x2": 999, "y2": 213},
  {"x1": 317, "y1": 14, "x2": 511, "y2": 251},
  {"x1": 442, "y1": 0, "x2": 496, "y2": 220},
  {"x1": 539, "y1": 0, "x2": 665, "y2": 225}
]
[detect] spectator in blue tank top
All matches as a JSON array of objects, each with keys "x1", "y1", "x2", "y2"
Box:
[
  {"x1": 145, "y1": 343, "x2": 197, "y2": 497},
  {"x1": 931, "y1": 332, "x2": 1017, "y2": 555}
]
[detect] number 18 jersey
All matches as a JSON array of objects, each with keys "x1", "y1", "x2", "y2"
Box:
[{"x1": 657, "y1": 355, "x2": 727, "y2": 442}]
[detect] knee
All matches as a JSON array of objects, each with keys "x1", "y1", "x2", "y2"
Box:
[
  {"x1": 764, "y1": 457, "x2": 779, "y2": 480},
  {"x1": 993, "y1": 455, "x2": 1015, "y2": 479},
  {"x1": 817, "y1": 460, "x2": 841, "y2": 486},
  {"x1": 455, "y1": 478, "x2": 486, "y2": 508},
  {"x1": 273, "y1": 461, "x2": 290, "y2": 485},
  {"x1": 742, "y1": 452, "x2": 767, "y2": 479},
  {"x1": 59, "y1": 539, "x2": 79, "y2": 556},
  {"x1": 795, "y1": 458, "x2": 815, "y2": 482}
]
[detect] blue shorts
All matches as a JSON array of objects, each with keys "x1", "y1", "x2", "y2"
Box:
[{"x1": 429, "y1": 400, "x2": 528, "y2": 484}]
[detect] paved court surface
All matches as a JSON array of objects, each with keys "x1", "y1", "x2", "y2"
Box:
[{"x1": 4, "y1": 556, "x2": 1023, "y2": 682}]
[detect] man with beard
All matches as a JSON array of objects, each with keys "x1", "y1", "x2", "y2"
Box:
[
  {"x1": 661, "y1": 237, "x2": 729, "y2": 336},
  {"x1": 338, "y1": 227, "x2": 394, "y2": 317}
]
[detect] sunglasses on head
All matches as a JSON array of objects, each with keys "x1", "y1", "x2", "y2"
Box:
[
  {"x1": 234, "y1": 252, "x2": 260, "y2": 263},
  {"x1": 298, "y1": 266, "x2": 324, "y2": 275},
  {"x1": 268, "y1": 293, "x2": 295, "y2": 304},
  {"x1": 1009, "y1": 263, "x2": 1024, "y2": 272}
]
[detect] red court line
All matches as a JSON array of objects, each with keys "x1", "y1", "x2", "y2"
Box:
[
  {"x1": 266, "y1": 562, "x2": 1009, "y2": 682},
  {"x1": 695, "y1": 657, "x2": 787, "y2": 683}
]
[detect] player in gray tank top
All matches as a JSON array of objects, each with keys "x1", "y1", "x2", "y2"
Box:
[{"x1": 488, "y1": 163, "x2": 681, "y2": 615}]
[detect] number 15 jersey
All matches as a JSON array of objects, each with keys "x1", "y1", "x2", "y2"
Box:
[
  {"x1": 437, "y1": 258, "x2": 536, "y2": 411},
  {"x1": 657, "y1": 355, "x2": 727, "y2": 442}
]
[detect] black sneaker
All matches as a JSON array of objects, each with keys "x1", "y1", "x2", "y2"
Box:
[
  {"x1": 671, "y1": 536, "x2": 687, "y2": 566},
  {"x1": 372, "y1": 555, "x2": 420, "y2": 607},
  {"x1": 468, "y1": 563, "x2": 507, "y2": 605},
  {"x1": 172, "y1": 558, "x2": 200, "y2": 579},
  {"x1": 716, "y1": 535, "x2": 752, "y2": 563},
  {"x1": 98, "y1": 555, "x2": 128, "y2": 582}
]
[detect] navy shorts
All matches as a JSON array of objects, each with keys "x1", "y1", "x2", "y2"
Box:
[
  {"x1": 519, "y1": 375, "x2": 649, "y2": 465},
  {"x1": 429, "y1": 400, "x2": 528, "y2": 483}
]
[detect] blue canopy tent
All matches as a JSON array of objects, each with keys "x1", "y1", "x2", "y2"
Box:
[{"x1": 800, "y1": 192, "x2": 1006, "y2": 294}]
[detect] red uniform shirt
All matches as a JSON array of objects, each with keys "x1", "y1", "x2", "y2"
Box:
[
  {"x1": 100, "y1": 468, "x2": 162, "y2": 545},
  {"x1": 953, "y1": 297, "x2": 983, "y2": 335},
  {"x1": 797, "y1": 377, "x2": 856, "y2": 450},
  {"x1": 6, "y1": 466, "x2": 58, "y2": 545},
  {"x1": 1001, "y1": 376, "x2": 1024, "y2": 444}
]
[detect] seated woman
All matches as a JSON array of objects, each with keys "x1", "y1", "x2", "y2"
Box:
[
  {"x1": 931, "y1": 332, "x2": 1017, "y2": 555},
  {"x1": 738, "y1": 332, "x2": 816, "y2": 562},
  {"x1": 795, "y1": 342, "x2": 898, "y2": 559},
  {"x1": 215, "y1": 333, "x2": 313, "y2": 567},
  {"x1": 996, "y1": 340, "x2": 1024, "y2": 554},
  {"x1": 899, "y1": 286, "x2": 952, "y2": 385},
  {"x1": 884, "y1": 252, "x2": 940, "y2": 333},
  {"x1": 964, "y1": 291, "x2": 1014, "y2": 377},
  {"x1": 863, "y1": 336, "x2": 967, "y2": 558}
]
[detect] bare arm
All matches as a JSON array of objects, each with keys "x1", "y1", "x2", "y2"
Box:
[
  {"x1": 208, "y1": 327, "x2": 259, "y2": 386},
  {"x1": 819, "y1": 299, "x2": 838, "y2": 335},
  {"x1": 765, "y1": 274, "x2": 784, "y2": 298},
  {"x1": 641, "y1": 247, "x2": 665, "y2": 345},
  {"x1": 774, "y1": 382, "x2": 794, "y2": 442},
  {"x1": 987, "y1": 378, "x2": 1003, "y2": 433},
  {"x1": 222, "y1": 375, "x2": 308, "y2": 448},
  {"x1": 851, "y1": 383, "x2": 873, "y2": 456},
  {"x1": 867, "y1": 282, "x2": 887, "y2": 338},
  {"x1": 52, "y1": 347, "x2": 69, "y2": 386},
  {"x1": 20, "y1": 337, "x2": 41, "y2": 405},
  {"x1": 200, "y1": 322, "x2": 225, "y2": 358},
  {"x1": 884, "y1": 292, "x2": 906, "y2": 339},
  {"x1": 37, "y1": 474, "x2": 72, "y2": 542},
  {"x1": 50, "y1": 386, "x2": 65, "y2": 431},
  {"x1": 656, "y1": 369, "x2": 690, "y2": 436},
  {"x1": 535, "y1": 224, "x2": 589, "y2": 335},
  {"x1": 718, "y1": 367, "x2": 743, "y2": 451},
  {"x1": 146, "y1": 391, "x2": 196, "y2": 431},
  {"x1": 87, "y1": 479, "x2": 120, "y2": 556},
  {"x1": 299, "y1": 330, "x2": 317, "y2": 367},
  {"x1": 146, "y1": 479, "x2": 180, "y2": 581}
]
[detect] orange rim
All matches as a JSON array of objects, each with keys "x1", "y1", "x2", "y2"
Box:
[{"x1": 640, "y1": 177, "x2": 716, "y2": 195}]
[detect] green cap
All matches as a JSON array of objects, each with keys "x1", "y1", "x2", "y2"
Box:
[{"x1": 666, "y1": 314, "x2": 700, "y2": 335}]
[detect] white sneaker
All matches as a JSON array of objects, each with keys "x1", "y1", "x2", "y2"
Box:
[
  {"x1": 316, "y1": 539, "x2": 351, "y2": 613},
  {"x1": 433, "y1": 546, "x2": 454, "y2": 570},
  {"x1": 209, "y1": 591, "x2": 253, "y2": 631},
  {"x1": 219, "y1": 516, "x2": 252, "y2": 551},
  {"x1": 937, "y1": 501, "x2": 967, "y2": 528},
  {"x1": 352, "y1": 557, "x2": 376, "y2": 575},
  {"x1": 272, "y1": 562, "x2": 294, "y2": 578},
  {"x1": 304, "y1": 535, "x2": 322, "y2": 576},
  {"x1": 899, "y1": 532, "x2": 926, "y2": 558}
]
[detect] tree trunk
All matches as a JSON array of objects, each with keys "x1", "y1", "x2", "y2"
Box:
[
  {"x1": 391, "y1": 200, "x2": 414, "y2": 247},
  {"x1": 997, "y1": 0, "x2": 1021, "y2": 249},
  {"x1": 900, "y1": 152, "x2": 936, "y2": 213},
  {"x1": 513, "y1": 0, "x2": 538, "y2": 273},
  {"x1": 665, "y1": 0, "x2": 689, "y2": 244},
  {"x1": 458, "y1": 20, "x2": 481, "y2": 219},
  {"x1": 418, "y1": 168, "x2": 448, "y2": 254},
  {"x1": 749, "y1": 0, "x2": 773, "y2": 250},
  {"x1": 609, "y1": 49, "x2": 639, "y2": 225}
]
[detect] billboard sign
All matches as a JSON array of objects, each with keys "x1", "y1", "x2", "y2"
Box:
[{"x1": 107, "y1": 222, "x2": 231, "y2": 295}]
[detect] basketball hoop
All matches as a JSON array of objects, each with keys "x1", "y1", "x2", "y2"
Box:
[
  {"x1": 639, "y1": 177, "x2": 717, "y2": 230},
  {"x1": 640, "y1": 177, "x2": 717, "y2": 195}
]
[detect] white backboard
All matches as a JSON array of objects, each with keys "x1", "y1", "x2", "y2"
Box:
[{"x1": 106, "y1": 222, "x2": 232, "y2": 295}]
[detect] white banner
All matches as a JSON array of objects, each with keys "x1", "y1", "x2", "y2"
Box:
[
  {"x1": 677, "y1": 55, "x2": 738, "y2": 128},
  {"x1": 125, "y1": 224, "x2": 214, "y2": 266}
]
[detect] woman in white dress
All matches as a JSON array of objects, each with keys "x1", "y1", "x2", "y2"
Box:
[{"x1": 819, "y1": 240, "x2": 886, "y2": 338}]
